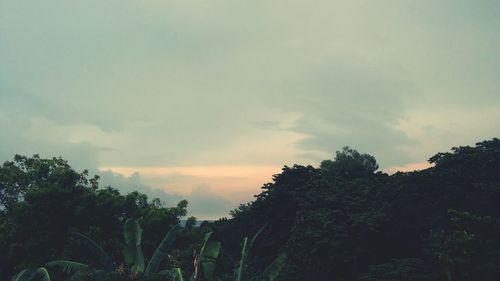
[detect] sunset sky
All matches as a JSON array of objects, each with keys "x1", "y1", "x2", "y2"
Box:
[{"x1": 1, "y1": 1, "x2": 499, "y2": 219}]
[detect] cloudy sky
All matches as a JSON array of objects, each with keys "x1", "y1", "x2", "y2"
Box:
[{"x1": 1, "y1": 1, "x2": 499, "y2": 219}]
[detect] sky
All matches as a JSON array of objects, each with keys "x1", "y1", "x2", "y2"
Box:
[{"x1": 1, "y1": 1, "x2": 499, "y2": 219}]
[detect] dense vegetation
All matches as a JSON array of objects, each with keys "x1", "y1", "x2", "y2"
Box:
[{"x1": 1, "y1": 138, "x2": 499, "y2": 280}]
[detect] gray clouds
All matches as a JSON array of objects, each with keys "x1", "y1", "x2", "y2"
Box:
[
  {"x1": 1, "y1": 0, "x2": 500, "y2": 218},
  {"x1": 98, "y1": 171, "x2": 234, "y2": 220}
]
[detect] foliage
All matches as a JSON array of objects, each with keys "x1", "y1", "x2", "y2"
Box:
[
  {"x1": 123, "y1": 218, "x2": 145, "y2": 273},
  {"x1": 0, "y1": 155, "x2": 187, "y2": 280},
  {"x1": 69, "y1": 232, "x2": 114, "y2": 270},
  {"x1": 190, "y1": 231, "x2": 221, "y2": 281},
  {"x1": 46, "y1": 220, "x2": 179, "y2": 280},
  {"x1": 320, "y1": 146, "x2": 379, "y2": 179},
  {"x1": 145, "y1": 225, "x2": 179, "y2": 275},
  {"x1": 216, "y1": 138, "x2": 500, "y2": 281},
  {"x1": 11, "y1": 267, "x2": 51, "y2": 281},
  {"x1": 2, "y1": 138, "x2": 500, "y2": 281},
  {"x1": 234, "y1": 224, "x2": 287, "y2": 281},
  {"x1": 235, "y1": 237, "x2": 248, "y2": 281},
  {"x1": 185, "y1": 217, "x2": 198, "y2": 229},
  {"x1": 45, "y1": 260, "x2": 88, "y2": 275}
]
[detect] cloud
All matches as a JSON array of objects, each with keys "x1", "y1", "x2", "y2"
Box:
[
  {"x1": 1, "y1": 0, "x2": 500, "y2": 218},
  {"x1": 98, "y1": 165, "x2": 283, "y2": 205},
  {"x1": 281, "y1": 58, "x2": 418, "y2": 168},
  {"x1": 386, "y1": 162, "x2": 433, "y2": 175},
  {"x1": 97, "y1": 170, "x2": 235, "y2": 220}
]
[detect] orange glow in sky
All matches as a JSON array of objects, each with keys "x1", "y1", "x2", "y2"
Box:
[{"x1": 99, "y1": 165, "x2": 283, "y2": 203}]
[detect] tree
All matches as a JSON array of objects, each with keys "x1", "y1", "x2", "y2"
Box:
[
  {"x1": 0, "y1": 155, "x2": 187, "y2": 280},
  {"x1": 185, "y1": 217, "x2": 198, "y2": 229},
  {"x1": 0, "y1": 154, "x2": 95, "y2": 212},
  {"x1": 218, "y1": 140, "x2": 500, "y2": 281},
  {"x1": 320, "y1": 147, "x2": 379, "y2": 179}
]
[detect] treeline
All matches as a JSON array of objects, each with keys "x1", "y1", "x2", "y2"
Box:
[
  {"x1": 0, "y1": 156, "x2": 201, "y2": 280},
  {"x1": 1, "y1": 138, "x2": 499, "y2": 281},
  {"x1": 214, "y1": 139, "x2": 500, "y2": 281}
]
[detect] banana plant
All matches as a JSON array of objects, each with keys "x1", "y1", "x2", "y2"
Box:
[
  {"x1": 44, "y1": 231, "x2": 113, "y2": 277},
  {"x1": 70, "y1": 232, "x2": 114, "y2": 270},
  {"x1": 235, "y1": 224, "x2": 266, "y2": 281},
  {"x1": 44, "y1": 218, "x2": 179, "y2": 279},
  {"x1": 123, "y1": 218, "x2": 179, "y2": 275},
  {"x1": 124, "y1": 218, "x2": 145, "y2": 273},
  {"x1": 235, "y1": 237, "x2": 248, "y2": 281},
  {"x1": 171, "y1": 267, "x2": 185, "y2": 281},
  {"x1": 144, "y1": 222, "x2": 178, "y2": 275},
  {"x1": 252, "y1": 253, "x2": 287, "y2": 281},
  {"x1": 11, "y1": 267, "x2": 51, "y2": 281},
  {"x1": 234, "y1": 243, "x2": 286, "y2": 281},
  {"x1": 234, "y1": 224, "x2": 287, "y2": 281},
  {"x1": 45, "y1": 260, "x2": 88, "y2": 275},
  {"x1": 160, "y1": 267, "x2": 185, "y2": 281},
  {"x1": 191, "y1": 231, "x2": 221, "y2": 281}
]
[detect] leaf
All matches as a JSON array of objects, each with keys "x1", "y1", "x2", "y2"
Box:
[
  {"x1": 202, "y1": 241, "x2": 221, "y2": 260},
  {"x1": 11, "y1": 269, "x2": 37, "y2": 281},
  {"x1": 46, "y1": 260, "x2": 88, "y2": 274},
  {"x1": 35, "y1": 267, "x2": 51, "y2": 281},
  {"x1": 445, "y1": 267, "x2": 453, "y2": 281},
  {"x1": 201, "y1": 241, "x2": 221, "y2": 280},
  {"x1": 190, "y1": 231, "x2": 221, "y2": 281},
  {"x1": 248, "y1": 223, "x2": 268, "y2": 250},
  {"x1": 144, "y1": 225, "x2": 179, "y2": 275},
  {"x1": 70, "y1": 232, "x2": 114, "y2": 270},
  {"x1": 235, "y1": 237, "x2": 249, "y2": 281},
  {"x1": 199, "y1": 231, "x2": 221, "y2": 281},
  {"x1": 258, "y1": 254, "x2": 287, "y2": 281},
  {"x1": 201, "y1": 231, "x2": 213, "y2": 247},
  {"x1": 11, "y1": 267, "x2": 51, "y2": 281},
  {"x1": 171, "y1": 267, "x2": 184, "y2": 281},
  {"x1": 66, "y1": 270, "x2": 88, "y2": 281},
  {"x1": 123, "y1": 218, "x2": 145, "y2": 273}
]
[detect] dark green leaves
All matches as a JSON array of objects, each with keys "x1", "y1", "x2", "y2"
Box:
[
  {"x1": 11, "y1": 267, "x2": 51, "y2": 281},
  {"x1": 199, "y1": 231, "x2": 221, "y2": 281},
  {"x1": 235, "y1": 237, "x2": 249, "y2": 281},
  {"x1": 257, "y1": 254, "x2": 287, "y2": 281},
  {"x1": 45, "y1": 260, "x2": 88, "y2": 274},
  {"x1": 70, "y1": 232, "x2": 114, "y2": 270},
  {"x1": 123, "y1": 218, "x2": 145, "y2": 273},
  {"x1": 144, "y1": 225, "x2": 179, "y2": 275}
]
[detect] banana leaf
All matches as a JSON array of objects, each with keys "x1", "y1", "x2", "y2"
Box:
[
  {"x1": 46, "y1": 260, "x2": 88, "y2": 275},
  {"x1": 171, "y1": 267, "x2": 184, "y2": 281},
  {"x1": 11, "y1": 269, "x2": 37, "y2": 281},
  {"x1": 35, "y1": 268, "x2": 51, "y2": 281},
  {"x1": 235, "y1": 237, "x2": 249, "y2": 281},
  {"x1": 254, "y1": 254, "x2": 287, "y2": 281},
  {"x1": 124, "y1": 218, "x2": 145, "y2": 273},
  {"x1": 70, "y1": 232, "x2": 114, "y2": 270},
  {"x1": 11, "y1": 267, "x2": 51, "y2": 281},
  {"x1": 144, "y1": 225, "x2": 179, "y2": 275}
]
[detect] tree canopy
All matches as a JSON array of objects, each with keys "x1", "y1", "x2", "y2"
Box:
[
  {"x1": 1, "y1": 138, "x2": 500, "y2": 281},
  {"x1": 216, "y1": 138, "x2": 500, "y2": 281}
]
